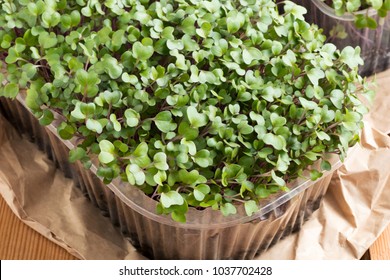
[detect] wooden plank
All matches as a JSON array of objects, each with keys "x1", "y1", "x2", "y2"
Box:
[
  {"x1": 0, "y1": 196, "x2": 77, "y2": 260},
  {"x1": 369, "y1": 224, "x2": 390, "y2": 260}
]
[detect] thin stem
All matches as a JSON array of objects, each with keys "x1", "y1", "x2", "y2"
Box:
[{"x1": 325, "y1": 122, "x2": 340, "y2": 132}]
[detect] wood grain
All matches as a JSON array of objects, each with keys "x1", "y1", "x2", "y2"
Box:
[
  {"x1": 369, "y1": 225, "x2": 390, "y2": 260},
  {"x1": 0, "y1": 195, "x2": 77, "y2": 260}
]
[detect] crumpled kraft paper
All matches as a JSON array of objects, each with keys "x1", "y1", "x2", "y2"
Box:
[
  {"x1": 0, "y1": 117, "x2": 145, "y2": 260},
  {"x1": 1, "y1": 117, "x2": 390, "y2": 259}
]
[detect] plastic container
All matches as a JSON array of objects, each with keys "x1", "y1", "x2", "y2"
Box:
[
  {"x1": 0, "y1": 96, "x2": 342, "y2": 259},
  {"x1": 295, "y1": 0, "x2": 390, "y2": 77}
]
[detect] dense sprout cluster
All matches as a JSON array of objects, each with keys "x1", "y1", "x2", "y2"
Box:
[{"x1": 0, "y1": 0, "x2": 372, "y2": 221}]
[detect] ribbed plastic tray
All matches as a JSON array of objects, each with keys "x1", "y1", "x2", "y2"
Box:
[
  {"x1": 0, "y1": 96, "x2": 341, "y2": 259},
  {"x1": 294, "y1": 0, "x2": 390, "y2": 77}
]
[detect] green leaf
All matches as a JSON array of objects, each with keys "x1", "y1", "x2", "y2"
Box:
[
  {"x1": 122, "y1": 73, "x2": 138, "y2": 84},
  {"x1": 222, "y1": 164, "x2": 244, "y2": 186},
  {"x1": 124, "y1": 109, "x2": 140, "y2": 127},
  {"x1": 25, "y1": 88, "x2": 40, "y2": 110},
  {"x1": 355, "y1": 14, "x2": 377, "y2": 29},
  {"x1": 187, "y1": 106, "x2": 207, "y2": 128},
  {"x1": 178, "y1": 121, "x2": 199, "y2": 140},
  {"x1": 194, "y1": 149, "x2": 211, "y2": 168},
  {"x1": 126, "y1": 164, "x2": 146, "y2": 185},
  {"x1": 249, "y1": 112, "x2": 265, "y2": 125},
  {"x1": 22, "y1": 63, "x2": 37, "y2": 79},
  {"x1": 154, "y1": 111, "x2": 177, "y2": 133},
  {"x1": 57, "y1": 122, "x2": 75, "y2": 140},
  {"x1": 153, "y1": 152, "x2": 169, "y2": 171},
  {"x1": 272, "y1": 41, "x2": 283, "y2": 55},
  {"x1": 237, "y1": 121, "x2": 253, "y2": 135},
  {"x1": 193, "y1": 190, "x2": 205, "y2": 201},
  {"x1": 112, "y1": 29, "x2": 125, "y2": 49},
  {"x1": 261, "y1": 86, "x2": 282, "y2": 102},
  {"x1": 220, "y1": 203, "x2": 237, "y2": 216},
  {"x1": 181, "y1": 16, "x2": 196, "y2": 35},
  {"x1": 270, "y1": 113, "x2": 286, "y2": 127},
  {"x1": 321, "y1": 160, "x2": 332, "y2": 171},
  {"x1": 5, "y1": 48, "x2": 19, "y2": 64},
  {"x1": 340, "y1": 46, "x2": 364, "y2": 68},
  {"x1": 284, "y1": 1, "x2": 307, "y2": 20},
  {"x1": 276, "y1": 155, "x2": 289, "y2": 172},
  {"x1": 366, "y1": 16, "x2": 378, "y2": 29},
  {"x1": 3, "y1": 83, "x2": 19, "y2": 98},
  {"x1": 70, "y1": 10, "x2": 81, "y2": 26},
  {"x1": 167, "y1": 39, "x2": 184, "y2": 50},
  {"x1": 27, "y1": 2, "x2": 40, "y2": 16},
  {"x1": 307, "y1": 68, "x2": 325, "y2": 86},
  {"x1": 304, "y1": 151, "x2": 320, "y2": 161},
  {"x1": 79, "y1": 103, "x2": 95, "y2": 116},
  {"x1": 61, "y1": 14, "x2": 72, "y2": 29},
  {"x1": 69, "y1": 147, "x2": 87, "y2": 163},
  {"x1": 178, "y1": 169, "x2": 206, "y2": 185},
  {"x1": 242, "y1": 47, "x2": 262, "y2": 65},
  {"x1": 240, "y1": 180, "x2": 254, "y2": 197},
  {"x1": 42, "y1": 11, "x2": 60, "y2": 27},
  {"x1": 101, "y1": 55, "x2": 123, "y2": 79},
  {"x1": 344, "y1": 110, "x2": 361, "y2": 122},
  {"x1": 131, "y1": 142, "x2": 151, "y2": 168},
  {"x1": 330, "y1": 89, "x2": 344, "y2": 109},
  {"x1": 109, "y1": 114, "x2": 121, "y2": 132},
  {"x1": 263, "y1": 133, "x2": 286, "y2": 150},
  {"x1": 71, "y1": 102, "x2": 86, "y2": 120},
  {"x1": 282, "y1": 50, "x2": 296, "y2": 67},
  {"x1": 193, "y1": 184, "x2": 210, "y2": 201},
  {"x1": 180, "y1": 138, "x2": 197, "y2": 155},
  {"x1": 161, "y1": 191, "x2": 184, "y2": 208},
  {"x1": 227, "y1": 10, "x2": 245, "y2": 33},
  {"x1": 1, "y1": 34, "x2": 12, "y2": 49},
  {"x1": 256, "y1": 187, "x2": 270, "y2": 199},
  {"x1": 299, "y1": 97, "x2": 318, "y2": 110},
  {"x1": 316, "y1": 131, "x2": 331, "y2": 141},
  {"x1": 75, "y1": 69, "x2": 100, "y2": 97},
  {"x1": 310, "y1": 169, "x2": 323, "y2": 181},
  {"x1": 15, "y1": 38, "x2": 26, "y2": 53},
  {"x1": 271, "y1": 170, "x2": 285, "y2": 187},
  {"x1": 114, "y1": 140, "x2": 129, "y2": 153},
  {"x1": 86, "y1": 119, "x2": 103, "y2": 134},
  {"x1": 38, "y1": 32, "x2": 57, "y2": 49},
  {"x1": 385, "y1": 0, "x2": 390, "y2": 9},
  {"x1": 171, "y1": 211, "x2": 186, "y2": 223},
  {"x1": 39, "y1": 110, "x2": 54, "y2": 126},
  {"x1": 132, "y1": 41, "x2": 154, "y2": 61},
  {"x1": 244, "y1": 200, "x2": 258, "y2": 216},
  {"x1": 98, "y1": 140, "x2": 115, "y2": 164}
]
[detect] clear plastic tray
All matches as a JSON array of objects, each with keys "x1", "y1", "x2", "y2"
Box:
[
  {"x1": 0, "y1": 96, "x2": 343, "y2": 259},
  {"x1": 295, "y1": 0, "x2": 390, "y2": 77}
]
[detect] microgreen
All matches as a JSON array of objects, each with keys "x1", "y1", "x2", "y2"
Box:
[{"x1": 0, "y1": 0, "x2": 372, "y2": 222}]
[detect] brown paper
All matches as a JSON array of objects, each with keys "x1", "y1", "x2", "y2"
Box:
[
  {"x1": 1, "y1": 90, "x2": 390, "y2": 259},
  {"x1": 0, "y1": 117, "x2": 145, "y2": 260}
]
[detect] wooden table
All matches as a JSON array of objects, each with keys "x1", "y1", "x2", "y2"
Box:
[
  {"x1": 0, "y1": 194, "x2": 389, "y2": 260},
  {"x1": 368, "y1": 225, "x2": 390, "y2": 259},
  {"x1": 0, "y1": 196, "x2": 76, "y2": 260}
]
